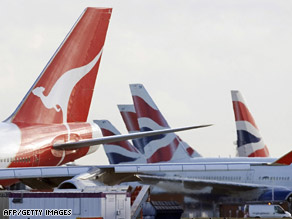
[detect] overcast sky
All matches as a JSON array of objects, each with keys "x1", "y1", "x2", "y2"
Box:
[{"x1": 1, "y1": 0, "x2": 292, "y2": 165}]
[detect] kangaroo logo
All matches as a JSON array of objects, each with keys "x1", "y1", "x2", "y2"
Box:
[{"x1": 32, "y1": 48, "x2": 103, "y2": 123}]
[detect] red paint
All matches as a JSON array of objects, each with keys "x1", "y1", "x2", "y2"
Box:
[
  {"x1": 120, "y1": 111, "x2": 140, "y2": 132},
  {"x1": 233, "y1": 101, "x2": 258, "y2": 129},
  {"x1": 273, "y1": 150, "x2": 292, "y2": 165},
  {"x1": 248, "y1": 146, "x2": 270, "y2": 157},
  {"x1": 147, "y1": 138, "x2": 180, "y2": 163},
  {"x1": 0, "y1": 8, "x2": 112, "y2": 187},
  {"x1": 133, "y1": 96, "x2": 169, "y2": 128}
]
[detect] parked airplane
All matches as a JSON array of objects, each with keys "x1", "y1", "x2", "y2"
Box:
[
  {"x1": 0, "y1": 7, "x2": 209, "y2": 188},
  {"x1": 232, "y1": 90, "x2": 270, "y2": 157}
]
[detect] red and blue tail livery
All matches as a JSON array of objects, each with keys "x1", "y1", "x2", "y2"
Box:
[
  {"x1": 94, "y1": 120, "x2": 146, "y2": 164},
  {"x1": 130, "y1": 84, "x2": 201, "y2": 163},
  {"x1": 231, "y1": 90, "x2": 270, "y2": 157}
]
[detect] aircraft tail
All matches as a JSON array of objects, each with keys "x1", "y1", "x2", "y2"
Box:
[
  {"x1": 118, "y1": 104, "x2": 146, "y2": 154},
  {"x1": 231, "y1": 90, "x2": 270, "y2": 157},
  {"x1": 8, "y1": 8, "x2": 112, "y2": 125},
  {"x1": 94, "y1": 120, "x2": 146, "y2": 164},
  {"x1": 130, "y1": 84, "x2": 201, "y2": 163}
]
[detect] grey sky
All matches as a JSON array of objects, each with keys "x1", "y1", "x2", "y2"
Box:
[{"x1": 1, "y1": 0, "x2": 292, "y2": 165}]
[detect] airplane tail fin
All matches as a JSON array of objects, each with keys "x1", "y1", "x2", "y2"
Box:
[
  {"x1": 231, "y1": 90, "x2": 270, "y2": 157},
  {"x1": 94, "y1": 120, "x2": 146, "y2": 164},
  {"x1": 8, "y1": 8, "x2": 112, "y2": 125},
  {"x1": 130, "y1": 84, "x2": 201, "y2": 163},
  {"x1": 118, "y1": 104, "x2": 145, "y2": 154}
]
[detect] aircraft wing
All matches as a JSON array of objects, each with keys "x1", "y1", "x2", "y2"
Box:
[
  {"x1": 53, "y1": 124, "x2": 212, "y2": 150},
  {"x1": 0, "y1": 165, "x2": 117, "y2": 189},
  {"x1": 0, "y1": 162, "x2": 267, "y2": 193},
  {"x1": 0, "y1": 164, "x2": 268, "y2": 194},
  {"x1": 136, "y1": 174, "x2": 266, "y2": 195}
]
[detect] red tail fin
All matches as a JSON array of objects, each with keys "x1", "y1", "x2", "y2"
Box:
[{"x1": 9, "y1": 8, "x2": 111, "y2": 125}]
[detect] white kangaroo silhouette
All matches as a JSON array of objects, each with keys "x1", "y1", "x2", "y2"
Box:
[
  {"x1": 32, "y1": 48, "x2": 103, "y2": 141},
  {"x1": 32, "y1": 48, "x2": 103, "y2": 123}
]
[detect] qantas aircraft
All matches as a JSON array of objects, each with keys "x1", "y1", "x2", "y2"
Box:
[
  {"x1": 0, "y1": 7, "x2": 209, "y2": 188},
  {"x1": 232, "y1": 90, "x2": 270, "y2": 157}
]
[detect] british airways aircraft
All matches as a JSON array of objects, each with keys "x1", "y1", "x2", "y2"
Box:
[{"x1": 0, "y1": 7, "x2": 208, "y2": 188}]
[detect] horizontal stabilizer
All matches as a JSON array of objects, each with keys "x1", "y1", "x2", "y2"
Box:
[{"x1": 53, "y1": 124, "x2": 212, "y2": 150}]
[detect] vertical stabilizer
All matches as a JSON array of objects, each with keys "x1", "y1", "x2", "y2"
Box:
[
  {"x1": 94, "y1": 120, "x2": 146, "y2": 164},
  {"x1": 130, "y1": 84, "x2": 201, "y2": 163},
  {"x1": 118, "y1": 104, "x2": 145, "y2": 153},
  {"x1": 231, "y1": 90, "x2": 270, "y2": 157},
  {"x1": 9, "y1": 8, "x2": 112, "y2": 125}
]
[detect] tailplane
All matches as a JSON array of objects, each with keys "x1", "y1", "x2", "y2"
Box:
[
  {"x1": 231, "y1": 90, "x2": 270, "y2": 157},
  {"x1": 8, "y1": 8, "x2": 112, "y2": 125}
]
